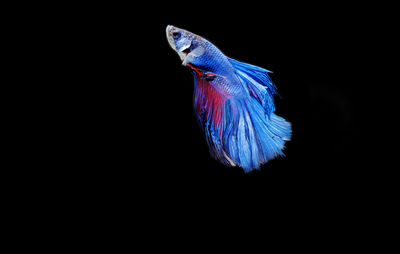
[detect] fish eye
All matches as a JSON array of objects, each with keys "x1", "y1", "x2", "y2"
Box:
[{"x1": 172, "y1": 32, "x2": 180, "y2": 39}]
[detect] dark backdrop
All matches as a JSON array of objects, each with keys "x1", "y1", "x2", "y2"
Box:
[
  {"x1": 68, "y1": 3, "x2": 385, "y2": 192},
  {"x1": 31, "y1": 2, "x2": 395, "y2": 242}
]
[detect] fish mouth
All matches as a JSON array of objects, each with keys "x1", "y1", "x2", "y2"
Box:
[{"x1": 166, "y1": 25, "x2": 177, "y2": 51}]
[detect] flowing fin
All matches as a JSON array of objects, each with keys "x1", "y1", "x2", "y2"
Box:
[
  {"x1": 221, "y1": 98, "x2": 291, "y2": 172},
  {"x1": 224, "y1": 58, "x2": 291, "y2": 171},
  {"x1": 192, "y1": 59, "x2": 292, "y2": 172},
  {"x1": 228, "y1": 57, "x2": 277, "y2": 116},
  {"x1": 193, "y1": 75, "x2": 233, "y2": 166}
]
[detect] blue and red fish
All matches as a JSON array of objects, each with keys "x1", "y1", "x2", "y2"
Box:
[{"x1": 166, "y1": 25, "x2": 291, "y2": 172}]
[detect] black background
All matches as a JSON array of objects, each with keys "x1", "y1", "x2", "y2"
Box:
[
  {"x1": 63, "y1": 3, "x2": 389, "y2": 194},
  {"x1": 9, "y1": 3, "x2": 394, "y2": 246},
  {"x1": 4, "y1": 2, "x2": 395, "y2": 247},
  {"x1": 13, "y1": 2, "x2": 395, "y2": 241}
]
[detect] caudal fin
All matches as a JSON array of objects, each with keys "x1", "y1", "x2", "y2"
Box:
[
  {"x1": 194, "y1": 57, "x2": 291, "y2": 172},
  {"x1": 223, "y1": 99, "x2": 291, "y2": 172},
  {"x1": 221, "y1": 57, "x2": 291, "y2": 171}
]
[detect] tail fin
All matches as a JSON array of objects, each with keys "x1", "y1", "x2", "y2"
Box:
[
  {"x1": 221, "y1": 58, "x2": 291, "y2": 171},
  {"x1": 193, "y1": 57, "x2": 291, "y2": 172},
  {"x1": 223, "y1": 99, "x2": 291, "y2": 172}
]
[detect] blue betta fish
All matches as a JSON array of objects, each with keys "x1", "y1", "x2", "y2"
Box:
[{"x1": 166, "y1": 25, "x2": 291, "y2": 172}]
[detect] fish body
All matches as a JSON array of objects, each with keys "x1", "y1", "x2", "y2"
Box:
[{"x1": 166, "y1": 25, "x2": 291, "y2": 172}]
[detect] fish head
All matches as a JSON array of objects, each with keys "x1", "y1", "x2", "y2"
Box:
[{"x1": 166, "y1": 25, "x2": 206, "y2": 65}]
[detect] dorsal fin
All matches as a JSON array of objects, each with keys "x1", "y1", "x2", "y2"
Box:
[{"x1": 228, "y1": 57, "x2": 278, "y2": 116}]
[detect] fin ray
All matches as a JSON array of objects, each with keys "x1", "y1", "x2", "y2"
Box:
[{"x1": 228, "y1": 57, "x2": 278, "y2": 116}]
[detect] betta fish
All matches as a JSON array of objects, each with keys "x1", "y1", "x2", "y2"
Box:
[{"x1": 166, "y1": 25, "x2": 291, "y2": 172}]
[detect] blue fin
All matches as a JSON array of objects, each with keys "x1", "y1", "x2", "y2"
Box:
[
  {"x1": 228, "y1": 57, "x2": 277, "y2": 116},
  {"x1": 193, "y1": 58, "x2": 292, "y2": 172},
  {"x1": 222, "y1": 58, "x2": 291, "y2": 171},
  {"x1": 222, "y1": 98, "x2": 291, "y2": 172}
]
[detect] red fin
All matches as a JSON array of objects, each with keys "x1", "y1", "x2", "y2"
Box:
[{"x1": 194, "y1": 77, "x2": 227, "y2": 135}]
